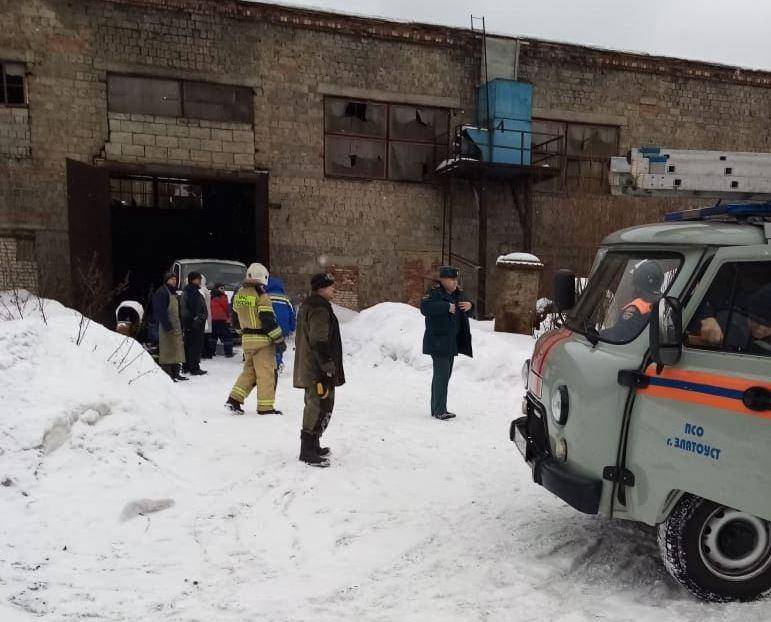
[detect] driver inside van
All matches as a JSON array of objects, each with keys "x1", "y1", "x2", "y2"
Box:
[
  {"x1": 601, "y1": 260, "x2": 664, "y2": 342},
  {"x1": 686, "y1": 283, "x2": 771, "y2": 355}
]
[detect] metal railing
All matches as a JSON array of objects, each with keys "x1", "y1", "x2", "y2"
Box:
[{"x1": 441, "y1": 124, "x2": 565, "y2": 169}]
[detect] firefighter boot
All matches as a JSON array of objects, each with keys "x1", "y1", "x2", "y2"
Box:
[
  {"x1": 226, "y1": 397, "x2": 244, "y2": 414},
  {"x1": 314, "y1": 435, "x2": 330, "y2": 457},
  {"x1": 299, "y1": 431, "x2": 329, "y2": 467}
]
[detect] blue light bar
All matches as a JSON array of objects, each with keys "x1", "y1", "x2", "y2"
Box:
[{"x1": 665, "y1": 203, "x2": 771, "y2": 221}]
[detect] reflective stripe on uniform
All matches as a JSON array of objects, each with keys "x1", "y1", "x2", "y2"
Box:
[
  {"x1": 230, "y1": 385, "x2": 249, "y2": 401},
  {"x1": 267, "y1": 327, "x2": 283, "y2": 340},
  {"x1": 242, "y1": 334, "x2": 271, "y2": 345}
]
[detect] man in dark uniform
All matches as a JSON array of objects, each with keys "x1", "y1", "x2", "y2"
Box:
[
  {"x1": 293, "y1": 273, "x2": 345, "y2": 467},
  {"x1": 420, "y1": 266, "x2": 473, "y2": 420},
  {"x1": 602, "y1": 260, "x2": 664, "y2": 343}
]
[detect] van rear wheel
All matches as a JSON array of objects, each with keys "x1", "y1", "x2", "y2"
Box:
[{"x1": 658, "y1": 494, "x2": 771, "y2": 601}]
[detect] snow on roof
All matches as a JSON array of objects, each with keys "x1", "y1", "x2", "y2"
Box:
[{"x1": 496, "y1": 252, "x2": 543, "y2": 266}]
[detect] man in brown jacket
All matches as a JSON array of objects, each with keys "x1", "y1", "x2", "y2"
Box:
[{"x1": 293, "y1": 273, "x2": 345, "y2": 467}]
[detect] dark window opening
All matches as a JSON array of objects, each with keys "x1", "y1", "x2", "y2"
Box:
[
  {"x1": 183, "y1": 81, "x2": 252, "y2": 124},
  {"x1": 1, "y1": 62, "x2": 26, "y2": 105},
  {"x1": 108, "y1": 74, "x2": 252, "y2": 123},
  {"x1": 324, "y1": 96, "x2": 449, "y2": 182},
  {"x1": 532, "y1": 119, "x2": 620, "y2": 194}
]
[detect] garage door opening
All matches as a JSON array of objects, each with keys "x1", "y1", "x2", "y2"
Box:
[{"x1": 110, "y1": 173, "x2": 267, "y2": 306}]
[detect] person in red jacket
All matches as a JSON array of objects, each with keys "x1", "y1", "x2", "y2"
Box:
[{"x1": 208, "y1": 283, "x2": 235, "y2": 358}]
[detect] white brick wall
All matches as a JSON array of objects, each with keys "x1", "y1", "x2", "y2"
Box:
[
  {"x1": 0, "y1": 236, "x2": 39, "y2": 292},
  {"x1": 104, "y1": 112, "x2": 255, "y2": 170},
  {"x1": 0, "y1": 107, "x2": 31, "y2": 158}
]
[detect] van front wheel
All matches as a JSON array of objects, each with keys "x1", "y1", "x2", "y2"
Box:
[{"x1": 658, "y1": 494, "x2": 771, "y2": 601}]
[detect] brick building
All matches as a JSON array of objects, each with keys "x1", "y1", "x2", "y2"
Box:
[{"x1": 1, "y1": 0, "x2": 770, "y2": 314}]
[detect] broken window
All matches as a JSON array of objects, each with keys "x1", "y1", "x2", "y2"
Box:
[
  {"x1": 324, "y1": 136, "x2": 386, "y2": 179},
  {"x1": 183, "y1": 81, "x2": 252, "y2": 124},
  {"x1": 108, "y1": 75, "x2": 182, "y2": 117},
  {"x1": 324, "y1": 98, "x2": 386, "y2": 137},
  {"x1": 389, "y1": 106, "x2": 446, "y2": 143},
  {"x1": 388, "y1": 142, "x2": 435, "y2": 182},
  {"x1": 157, "y1": 179, "x2": 203, "y2": 209},
  {"x1": 110, "y1": 176, "x2": 203, "y2": 209},
  {"x1": 1, "y1": 62, "x2": 25, "y2": 105},
  {"x1": 324, "y1": 97, "x2": 449, "y2": 181}
]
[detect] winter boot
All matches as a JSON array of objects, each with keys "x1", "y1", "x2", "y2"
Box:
[
  {"x1": 226, "y1": 397, "x2": 244, "y2": 414},
  {"x1": 258, "y1": 408, "x2": 283, "y2": 416},
  {"x1": 161, "y1": 364, "x2": 176, "y2": 380},
  {"x1": 173, "y1": 364, "x2": 189, "y2": 381},
  {"x1": 189, "y1": 368, "x2": 208, "y2": 376},
  {"x1": 314, "y1": 436, "x2": 330, "y2": 457},
  {"x1": 432, "y1": 412, "x2": 455, "y2": 420},
  {"x1": 299, "y1": 431, "x2": 329, "y2": 467}
]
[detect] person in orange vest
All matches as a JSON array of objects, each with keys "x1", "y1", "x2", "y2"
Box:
[{"x1": 603, "y1": 260, "x2": 664, "y2": 342}]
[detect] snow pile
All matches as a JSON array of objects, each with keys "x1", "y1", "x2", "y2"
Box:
[
  {"x1": 496, "y1": 251, "x2": 543, "y2": 265},
  {"x1": 343, "y1": 301, "x2": 532, "y2": 386},
  {"x1": 1, "y1": 295, "x2": 184, "y2": 487}
]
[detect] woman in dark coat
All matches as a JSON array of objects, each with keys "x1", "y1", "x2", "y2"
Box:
[{"x1": 152, "y1": 271, "x2": 187, "y2": 381}]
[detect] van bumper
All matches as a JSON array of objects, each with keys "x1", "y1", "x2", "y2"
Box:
[{"x1": 511, "y1": 415, "x2": 602, "y2": 515}]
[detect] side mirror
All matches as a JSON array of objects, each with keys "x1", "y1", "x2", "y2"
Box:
[
  {"x1": 554, "y1": 269, "x2": 576, "y2": 312},
  {"x1": 650, "y1": 296, "x2": 683, "y2": 367}
]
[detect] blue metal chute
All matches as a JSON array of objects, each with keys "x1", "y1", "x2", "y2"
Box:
[{"x1": 665, "y1": 203, "x2": 771, "y2": 221}]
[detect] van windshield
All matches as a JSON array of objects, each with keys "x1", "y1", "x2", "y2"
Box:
[
  {"x1": 566, "y1": 252, "x2": 683, "y2": 345},
  {"x1": 182, "y1": 262, "x2": 246, "y2": 290}
]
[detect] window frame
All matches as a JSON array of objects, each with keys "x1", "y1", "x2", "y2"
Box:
[
  {"x1": 323, "y1": 95, "x2": 450, "y2": 184},
  {"x1": 531, "y1": 118, "x2": 620, "y2": 194},
  {"x1": 109, "y1": 174, "x2": 203, "y2": 210},
  {"x1": 565, "y1": 250, "x2": 685, "y2": 346},
  {"x1": 106, "y1": 73, "x2": 253, "y2": 124},
  {"x1": 1, "y1": 61, "x2": 27, "y2": 107},
  {"x1": 684, "y1": 259, "x2": 771, "y2": 358}
]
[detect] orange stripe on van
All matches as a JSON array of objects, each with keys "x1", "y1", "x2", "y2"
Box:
[
  {"x1": 643, "y1": 364, "x2": 771, "y2": 393},
  {"x1": 639, "y1": 364, "x2": 771, "y2": 419}
]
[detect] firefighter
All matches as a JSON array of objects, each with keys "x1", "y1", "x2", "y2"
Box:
[
  {"x1": 293, "y1": 273, "x2": 345, "y2": 467},
  {"x1": 225, "y1": 263, "x2": 285, "y2": 415},
  {"x1": 420, "y1": 266, "x2": 473, "y2": 420},
  {"x1": 602, "y1": 260, "x2": 664, "y2": 343}
]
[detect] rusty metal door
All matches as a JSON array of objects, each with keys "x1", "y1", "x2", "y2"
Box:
[{"x1": 66, "y1": 159, "x2": 111, "y2": 316}]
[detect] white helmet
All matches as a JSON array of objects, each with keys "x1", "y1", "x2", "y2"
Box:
[{"x1": 246, "y1": 262, "x2": 269, "y2": 285}]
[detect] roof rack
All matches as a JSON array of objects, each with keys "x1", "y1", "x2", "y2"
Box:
[
  {"x1": 610, "y1": 147, "x2": 771, "y2": 200},
  {"x1": 664, "y1": 203, "x2": 771, "y2": 222}
]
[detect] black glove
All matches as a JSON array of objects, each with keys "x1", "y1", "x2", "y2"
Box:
[{"x1": 276, "y1": 341, "x2": 287, "y2": 355}]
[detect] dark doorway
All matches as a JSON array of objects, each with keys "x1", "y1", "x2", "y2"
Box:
[
  {"x1": 110, "y1": 173, "x2": 267, "y2": 307},
  {"x1": 66, "y1": 159, "x2": 112, "y2": 319}
]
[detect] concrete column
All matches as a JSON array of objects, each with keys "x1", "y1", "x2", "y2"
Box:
[{"x1": 493, "y1": 252, "x2": 543, "y2": 334}]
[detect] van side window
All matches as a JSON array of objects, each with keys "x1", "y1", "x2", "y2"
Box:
[{"x1": 685, "y1": 261, "x2": 771, "y2": 356}]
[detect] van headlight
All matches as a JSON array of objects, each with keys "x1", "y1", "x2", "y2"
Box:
[
  {"x1": 522, "y1": 359, "x2": 530, "y2": 389},
  {"x1": 551, "y1": 385, "x2": 570, "y2": 425}
]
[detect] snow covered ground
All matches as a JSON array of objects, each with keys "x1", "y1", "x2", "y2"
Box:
[{"x1": 2, "y1": 293, "x2": 771, "y2": 621}]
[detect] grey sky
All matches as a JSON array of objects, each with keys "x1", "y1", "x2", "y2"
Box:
[{"x1": 265, "y1": 0, "x2": 771, "y2": 71}]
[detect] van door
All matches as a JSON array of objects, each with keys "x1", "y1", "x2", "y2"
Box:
[{"x1": 626, "y1": 246, "x2": 771, "y2": 525}]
